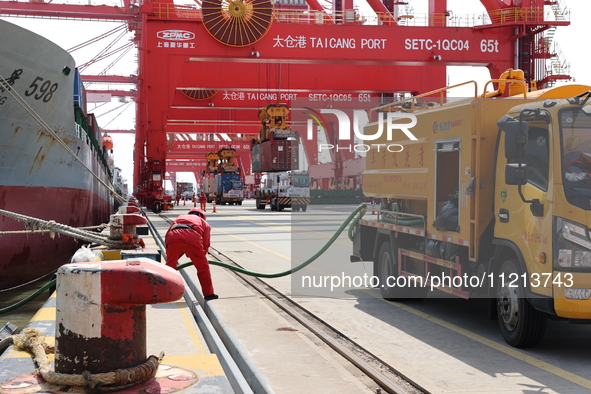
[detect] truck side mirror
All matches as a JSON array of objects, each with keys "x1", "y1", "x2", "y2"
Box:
[
  {"x1": 505, "y1": 163, "x2": 528, "y2": 185},
  {"x1": 498, "y1": 115, "x2": 529, "y2": 160}
]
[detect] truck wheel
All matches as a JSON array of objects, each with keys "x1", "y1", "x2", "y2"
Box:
[
  {"x1": 376, "y1": 241, "x2": 428, "y2": 300},
  {"x1": 496, "y1": 259, "x2": 546, "y2": 347},
  {"x1": 302, "y1": 206, "x2": 307, "y2": 212},
  {"x1": 376, "y1": 241, "x2": 405, "y2": 299}
]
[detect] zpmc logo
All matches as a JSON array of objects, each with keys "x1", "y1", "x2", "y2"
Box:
[
  {"x1": 304, "y1": 109, "x2": 418, "y2": 152},
  {"x1": 157, "y1": 30, "x2": 196, "y2": 41}
]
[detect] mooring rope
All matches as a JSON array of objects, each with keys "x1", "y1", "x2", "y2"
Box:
[
  {"x1": 5, "y1": 328, "x2": 162, "y2": 392},
  {"x1": 0, "y1": 209, "x2": 132, "y2": 249},
  {"x1": 0, "y1": 74, "x2": 127, "y2": 206},
  {"x1": 0, "y1": 223, "x2": 109, "y2": 236}
]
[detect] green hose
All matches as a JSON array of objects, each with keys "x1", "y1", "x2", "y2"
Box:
[
  {"x1": 178, "y1": 204, "x2": 368, "y2": 278},
  {"x1": 0, "y1": 279, "x2": 55, "y2": 315},
  {"x1": 347, "y1": 207, "x2": 366, "y2": 241},
  {"x1": 2, "y1": 204, "x2": 368, "y2": 314},
  {"x1": 381, "y1": 203, "x2": 424, "y2": 226}
]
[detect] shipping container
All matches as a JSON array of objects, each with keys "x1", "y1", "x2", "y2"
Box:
[
  {"x1": 254, "y1": 139, "x2": 299, "y2": 172},
  {"x1": 73, "y1": 69, "x2": 86, "y2": 115}
]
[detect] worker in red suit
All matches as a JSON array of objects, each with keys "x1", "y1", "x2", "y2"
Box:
[
  {"x1": 199, "y1": 191, "x2": 207, "y2": 211},
  {"x1": 165, "y1": 207, "x2": 218, "y2": 300}
]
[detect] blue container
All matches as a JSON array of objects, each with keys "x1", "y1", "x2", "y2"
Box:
[
  {"x1": 73, "y1": 69, "x2": 86, "y2": 114},
  {"x1": 218, "y1": 173, "x2": 241, "y2": 193}
]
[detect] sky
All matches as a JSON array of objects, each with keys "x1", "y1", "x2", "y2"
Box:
[{"x1": 2, "y1": 0, "x2": 591, "y2": 191}]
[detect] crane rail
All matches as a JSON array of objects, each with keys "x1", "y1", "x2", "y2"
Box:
[{"x1": 153, "y1": 212, "x2": 428, "y2": 394}]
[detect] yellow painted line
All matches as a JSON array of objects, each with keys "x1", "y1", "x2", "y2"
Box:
[
  {"x1": 173, "y1": 301, "x2": 209, "y2": 354},
  {"x1": 361, "y1": 288, "x2": 591, "y2": 390},
  {"x1": 6, "y1": 337, "x2": 55, "y2": 359},
  {"x1": 30, "y1": 307, "x2": 55, "y2": 322},
  {"x1": 163, "y1": 354, "x2": 225, "y2": 377}
]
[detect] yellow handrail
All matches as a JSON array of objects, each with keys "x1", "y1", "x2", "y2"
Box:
[
  {"x1": 481, "y1": 79, "x2": 528, "y2": 98},
  {"x1": 369, "y1": 80, "x2": 478, "y2": 119}
]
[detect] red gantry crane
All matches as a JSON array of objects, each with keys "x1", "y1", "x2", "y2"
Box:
[{"x1": 0, "y1": 0, "x2": 570, "y2": 210}]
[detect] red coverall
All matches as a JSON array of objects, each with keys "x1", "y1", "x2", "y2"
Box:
[
  {"x1": 199, "y1": 192, "x2": 207, "y2": 211},
  {"x1": 165, "y1": 212, "x2": 214, "y2": 296}
]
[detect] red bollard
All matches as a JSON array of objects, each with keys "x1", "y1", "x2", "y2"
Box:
[
  {"x1": 54, "y1": 259, "x2": 185, "y2": 373},
  {"x1": 118, "y1": 205, "x2": 141, "y2": 214},
  {"x1": 110, "y1": 213, "x2": 148, "y2": 238}
]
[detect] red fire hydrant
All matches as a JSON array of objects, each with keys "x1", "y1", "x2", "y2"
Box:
[{"x1": 54, "y1": 258, "x2": 185, "y2": 374}]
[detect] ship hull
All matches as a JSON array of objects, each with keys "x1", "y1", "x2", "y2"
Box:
[{"x1": 0, "y1": 20, "x2": 114, "y2": 290}]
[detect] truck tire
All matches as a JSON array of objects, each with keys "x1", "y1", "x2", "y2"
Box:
[
  {"x1": 376, "y1": 241, "x2": 406, "y2": 299},
  {"x1": 496, "y1": 259, "x2": 547, "y2": 347},
  {"x1": 256, "y1": 198, "x2": 265, "y2": 209},
  {"x1": 376, "y1": 241, "x2": 428, "y2": 300},
  {"x1": 302, "y1": 205, "x2": 307, "y2": 212}
]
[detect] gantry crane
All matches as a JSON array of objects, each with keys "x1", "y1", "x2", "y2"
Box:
[{"x1": 0, "y1": 0, "x2": 571, "y2": 210}]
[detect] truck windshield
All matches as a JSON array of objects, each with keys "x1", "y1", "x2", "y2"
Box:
[
  {"x1": 561, "y1": 108, "x2": 591, "y2": 210},
  {"x1": 293, "y1": 175, "x2": 310, "y2": 187},
  {"x1": 232, "y1": 181, "x2": 243, "y2": 190}
]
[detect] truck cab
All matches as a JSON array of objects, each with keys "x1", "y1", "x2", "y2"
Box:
[{"x1": 255, "y1": 171, "x2": 310, "y2": 211}]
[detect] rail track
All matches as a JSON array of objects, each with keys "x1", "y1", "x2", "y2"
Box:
[{"x1": 152, "y1": 213, "x2": 429, "y2": 394}]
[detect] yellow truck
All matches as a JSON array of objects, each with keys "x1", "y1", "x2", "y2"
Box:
[{"x1": 351, "y1": 69, "x2": 591, "y2": 347}]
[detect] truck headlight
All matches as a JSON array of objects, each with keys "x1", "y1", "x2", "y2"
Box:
[
  {"x1": 558, "y1": 249, "x2": 572, "y2": 267},
  {"x1": 574, "y1": 251, "x2": 591, "y2": 267},
  {"x1": 555, "y1": 218, "x2": 591, "y2": 268},
  {"x1": 562, "y1": 220, "x2": 591, "y2": 249}
]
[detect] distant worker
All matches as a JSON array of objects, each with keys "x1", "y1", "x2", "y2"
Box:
[
  {"x1": 165, "y1": 207, "x2": 218, "y2": 300},
  {"x1": 199, "y1": 191, "x2": 207, "y2": 211},
  {"x1": 175, "y1": 193, "x2": 181, "y2": 206}
]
